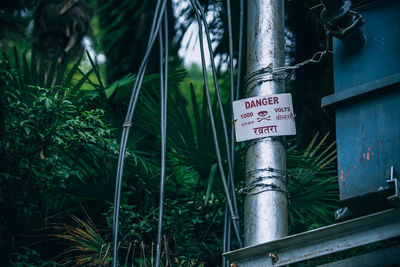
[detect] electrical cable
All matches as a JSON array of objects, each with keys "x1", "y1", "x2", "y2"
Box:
[
  {"x1": 226, "y1": 0, "x2": 235, "y2": 191},
  {"x1": 193, "y1": 0, "x2": 241, "y2": 238},
  {"x1": 222, "y1": 201, "x2": 232, "y2": 267},
  {"x1": 235, "y1": 0, "x2": 244, "y2": 101},
  {"x1": 223, "y1": 0, "x2": 237, "y2": 265},
  {"x1": 155, "y1": 9, "x2": 168, "y2": 267},
  {"x1": 189, "y1": 0, "x2": 243, "y2": 248},
  {"x1": 112, "y1": 0, "x2": 167, "y2": 266}
]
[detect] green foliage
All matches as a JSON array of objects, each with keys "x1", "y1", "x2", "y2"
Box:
[
  {"x1": 97, "y1": 0, "x2": 180, "y2": 83},
  {"x1": 0, "y1": 1, "x2": 344, "y2": 266},
  {"x1": 53, "y1": 215, "x2": 111, "y2": 266},
  {"x1": 1, "y1": 45, "x2": 339, "y2": 266},
  {"x1": 0, "y1": 55, "x2": 118, "y2": 263},
  {"x1": 9, "y1": 247, "x2": 58, "y2": 267},
  {"x1": 287, "y1": 132, "x2": 339, "y2": 233},
  {"x1": 101, "y1": 196, "x2": 225, "y2": 266}
]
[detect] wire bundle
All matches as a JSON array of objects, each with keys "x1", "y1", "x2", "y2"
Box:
[
  {"x1": 112, "y1": 0, "x2": 245, "y2": 266},
  {"x1": 112, "y1": 0, "x2": 167, "y2": 266}
]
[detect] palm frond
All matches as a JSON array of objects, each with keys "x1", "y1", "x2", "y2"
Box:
[{"x1": 287, "y1": 132, "x2": 339, "y2": 233}]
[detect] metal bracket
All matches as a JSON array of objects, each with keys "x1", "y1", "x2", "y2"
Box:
[
  {"x1": 224, "y1": 209, "x2": 400, "y2": 266},
  {"x1": 310, "y1": 0, "x2": 366, "y2": 52},
  {"x1": 386, "y1": 166, "x2": 400, "y2": 205}
]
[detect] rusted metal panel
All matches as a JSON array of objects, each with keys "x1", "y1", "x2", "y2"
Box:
[
  {"x1": 321, "y1": 0, "x2": 400, "y2": 211},
  {"x1": 336, "y1": 89, "x2": 400, "y2": 206}
]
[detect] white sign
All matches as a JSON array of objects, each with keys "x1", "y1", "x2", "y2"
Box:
[{"x1": 233, "y1": 93, "x2": 296, "y2": 142}]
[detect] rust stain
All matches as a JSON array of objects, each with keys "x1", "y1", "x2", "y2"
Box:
[
  {"x1": 367, "y1": 152, "x2": 370, "y2": 160},
  {"x1": 368, "y1": 147, "x2": 371, "y2": 151},
  {"x1": 340, "y1": 170, "x2": 345, "y2": 182},
  {"x1": 372, "y1": 152, "x2": 374, "y2": 156},
  {"x1": 363, "y1": 153, "x2": 365, "y2": 159}
]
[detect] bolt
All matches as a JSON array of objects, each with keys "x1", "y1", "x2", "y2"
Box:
[{"x1": 268, "y1": 252, "x2": 279, "y2": 262}]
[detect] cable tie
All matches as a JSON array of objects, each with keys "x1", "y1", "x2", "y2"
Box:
[
  {"x1": 122, "y1": 121, "x2": 132, "y2": 128},
  {"x1": 231, "y1": 216, "x2": 240, "y2": 220}
]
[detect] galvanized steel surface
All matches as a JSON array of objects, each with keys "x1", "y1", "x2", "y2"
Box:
[
  {"x1": 244, "y1": 0, "x2": 287, "y2": 247},
  {"x1": 224, "y1": 209, "x2": 400, "y2": 266},
  {"x1": 318, "y1": 244, "x2": 400, "y2": 267}
]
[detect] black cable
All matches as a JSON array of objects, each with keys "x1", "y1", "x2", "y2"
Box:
[
  {"x1": 189, "y1": 0, "x2": 243, "y2": 248},
  {"x1": 222, "y1": 199, "x2": 232, "y2": 267},
  {"x1": 193, "y1": 0, "x2": 241, "y2": 238},
  {"x1": 225, "y1": 2, "x2": 244, "y2": 260},
  {"x1": 235, "y1": 0, "x2": 244, "y2": 101},
  {"x1": 124, "y1": 0, "x2": 164, "y2": 119},
  {"x1": 155, "y1": 9, "x2": 168, "y2": 267},
  {"x1": 226, "y1": 0, "x2": 235, "y2": 176},
  {"x1": 112, "y1": 0, "x2": 167, "y2": 266},
  {"x1": 223, "y1": 0, "x2": 236, "y2": 265}
]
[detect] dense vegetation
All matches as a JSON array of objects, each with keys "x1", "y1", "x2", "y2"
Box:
[{"x1": 1, "y1": 0, "x2": 339, "y2": 266}]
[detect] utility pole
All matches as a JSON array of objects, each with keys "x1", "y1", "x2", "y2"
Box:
[{"x1": 244, "y1": 0, "x2": 288, "y2": 246}]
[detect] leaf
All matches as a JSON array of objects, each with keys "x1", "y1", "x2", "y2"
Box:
[
  {"x1": 45, "y1": 98, "x2": 51, "y2": 108},
  {"x1": 64, "y1": 55, "x2": 83, "y2": 88},
  {"x1": 204, "y1": 164, "x2": 217, "y2": 205}
]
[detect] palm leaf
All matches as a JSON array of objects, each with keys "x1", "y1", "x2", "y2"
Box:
[{"x1": 287, "y1": 132, "x2": 339, "y2": 233}]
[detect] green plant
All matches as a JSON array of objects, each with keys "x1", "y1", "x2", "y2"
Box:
[
  {"x1": 0, "y1": 55, "x2": 116, "y2": 262},
  {"x1": 287, "y1": 132, "x2": 339, "y2": 233},
  {"x1": 9, "y1": 247, "x2": 58, "y2": 267},
  {"x1": 0, "y1": 50, "x2": 154, "y2": 264},
  {"x1": 53, "y1": 215, "x2": 111, "y2": 266}
]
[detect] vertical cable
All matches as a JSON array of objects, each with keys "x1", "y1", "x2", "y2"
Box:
[
  {"x1": 112, "y1": 1, "x2": 167, "y2": 266},
  {"x1": 155, "y1": 9, "x2": 168, "y2": 267},
  {"x1": 189, "y1": 0, "x2": 243, "y2": 248},
  {"x1": 222, "y1": 201, "x2": 232, "y2": 267},
  {"x1": 223, "y1": 1, "x2": 236, "y2": 264},
  {"x1": 193, "y1": 0, "x2": 241, "y2": 240},
  {"x1": 235, "y1": 0, "x2": 244, "y2": 101}
]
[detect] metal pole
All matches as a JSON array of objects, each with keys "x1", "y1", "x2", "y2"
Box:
[{"x1": 244, "y1": 0, "x2": 288, "y2": 246}]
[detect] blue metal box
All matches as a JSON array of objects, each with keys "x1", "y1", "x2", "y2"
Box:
[{"x1": 322, "y1": 0, "x2": 400, "y2": 213}]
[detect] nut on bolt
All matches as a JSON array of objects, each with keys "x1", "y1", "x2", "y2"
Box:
[{"x1": 268, "y1": 252, "x2": 279, "y2": 262}]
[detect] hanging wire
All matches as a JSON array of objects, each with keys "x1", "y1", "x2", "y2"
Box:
[
  {"x1": 235, "y1": 0, "x2": 244, "y2": 101},
  {"x1": 223, "y1": 0, "x2": 239, "y2": 265},
  {"x1": 112, "y1": 0, "x2": 167, "y2": 266},
  {"x1": 193, "y1": 0, "x2": 243, "y2": 247},
  {"x1": 222, "y1": 200, "x2": 232, "y2": 267},
  {"x1": 244, "y1": 49, "x2": 333, "y2": 92},
  {"x1": 193, "y1": 0, "x2": 241, "y2": 239},
  {"x1": 226, "y1": 0, "x2": 235, "y2": 192},
  {"x1": 155, "y1": 9, "x2": 168, "y2": 267},
  {"x1": 189, "y1": 0, "x2": 243, "y2": 248}
]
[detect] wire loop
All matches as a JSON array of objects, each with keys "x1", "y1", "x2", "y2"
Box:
[{"x1": 243, "y1": 49, "x2": 332, "y2": 91}]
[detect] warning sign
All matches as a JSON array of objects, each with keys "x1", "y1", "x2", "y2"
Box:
[{"x1": 233, "y1": 93, "x2": 296, "y2": 142}]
